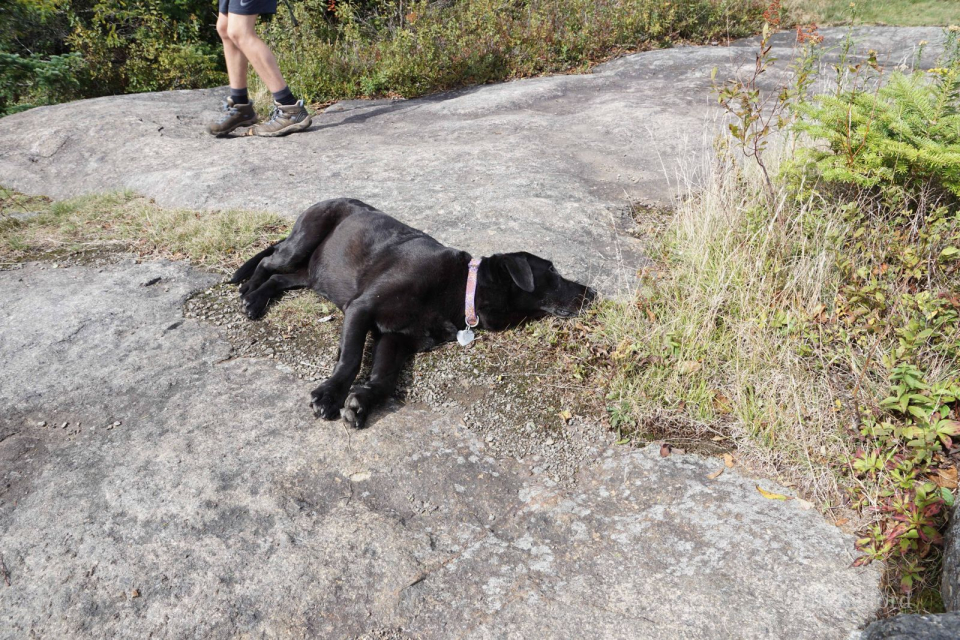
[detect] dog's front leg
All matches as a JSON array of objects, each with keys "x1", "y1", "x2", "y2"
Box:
[
  {"x1": 341, "y1": 332, "x2": 414, "y2": 429},
  {"x1": 310, "y1": 306, "x2": 371, "y2": 420}
]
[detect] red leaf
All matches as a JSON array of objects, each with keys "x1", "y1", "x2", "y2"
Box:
[{"x1": 884, "y1": 523, "x2": 907, "y2": 542}]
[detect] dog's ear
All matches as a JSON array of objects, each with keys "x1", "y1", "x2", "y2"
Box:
[{"x1": 503, "y1": 254, "x2": 535, "y2": 292}]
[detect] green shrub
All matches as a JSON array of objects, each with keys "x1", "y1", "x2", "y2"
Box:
[
  {"x1": 2, "y1": 0, "x2": 766, "y2": 113},
  {"x1": 0, "y1": 0, "x2": 224, "y2": 115},
  {"x1": 0, "y1": 51, "x2": 85, "y2": 114},
  {"x1": 792, "y1": 27, "x2": 960, "y2": 203},
  {"x1": 258, "y1": 0, "x2": 767, "y2": 103},
  {"x1": 67, "y1": 0, "x2": 225, "y2": 94}
]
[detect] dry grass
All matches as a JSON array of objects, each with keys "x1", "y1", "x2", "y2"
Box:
[
  {"x1": 590, "y1": 125, "x2": 960, "y2": 609},
  {"x1": 0, "y1": 187, "x2": 287, "y2": 270},
  {"x1": 592, "y1": 146, "x2": 860, "y2": 516}
]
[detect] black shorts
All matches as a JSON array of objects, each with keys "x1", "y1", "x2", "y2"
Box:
[{"x1": 218, "y1": 0, "x2": 277, "y2": 15}]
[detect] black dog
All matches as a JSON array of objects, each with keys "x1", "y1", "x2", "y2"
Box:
[{"x1": 230, "y1": 198, "x2": 596, "y2": 428}]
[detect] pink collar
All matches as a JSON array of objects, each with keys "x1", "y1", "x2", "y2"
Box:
[{"x1": 464, "y1": 258, "x2": 482, "y2": 327}]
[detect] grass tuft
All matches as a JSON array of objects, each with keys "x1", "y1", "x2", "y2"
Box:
[
  {"x1": 0, "y1": 187, "x2": 287, "y2": 270},
  {"x1": 594, "y1": 149, "x2": 853, "y2": 507}
]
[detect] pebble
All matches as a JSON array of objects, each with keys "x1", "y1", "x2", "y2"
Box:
[
  {"x1": 61, "y1": 422, "x2": 68, "y2": 429},
  {"x1": 38, "y1": 421, "x2": 46, "y2": 427}
]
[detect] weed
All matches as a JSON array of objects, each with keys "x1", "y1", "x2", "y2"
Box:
[{"x1": 612, "y1": 24, "x2": 960, "y2": 612}]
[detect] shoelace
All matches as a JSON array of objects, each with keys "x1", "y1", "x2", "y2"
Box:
[
  {"x1": 217, "y1": 100, "x2": 240, "y2": 124},
  {"x1": 265, "y1": 104, "x2": 285, "y2": 123}
]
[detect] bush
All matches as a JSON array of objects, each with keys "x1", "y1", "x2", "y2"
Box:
[
  {"x1": 67, "y1": 0, "x2": 225, "y2": 94},
  {"x1": 0, "y1": 51, "x2": 86, "y2": 114},
  {"x1": 0, "y1": 0, "x2": 223, "y2": 115},
  {"x1": 605, "y1": 23, "x2": 960, "y2": 609},
  {"x1": 259, "y1": 0, "x2": 767, "y2": 103},
  {"x1": 2, "y1": 0, "x2": 766, "y2": 114},
  {"x1": 792, "y1": 27, "x2": 960, "y2": 204}
]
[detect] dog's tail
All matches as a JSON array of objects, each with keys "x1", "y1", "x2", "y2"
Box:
[{"x1": 229, "y1": 243, "x2": 278, "y2": 284}]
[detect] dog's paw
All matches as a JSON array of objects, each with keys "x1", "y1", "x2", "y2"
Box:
[
  {"x1": 341, "y1": 387, "x2": 375, "y2": 429},
  {"x1": 310, "y1": 383, "x2": 345, "y2": 420},
  {"x1": 243, "y1": 295, "x2": 269, "y2": 320}
]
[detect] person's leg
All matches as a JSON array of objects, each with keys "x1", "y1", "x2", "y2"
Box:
[
  {"x1": 207, "y1": 9, "x2": 258, "y2": 135},
  {"x1": 222, "y1": 6, "x2": 311, "y2": 137},
  {"x1": 225, "y1": 13, "x2": 287, "y2": 95},
  {"x1": 216, "y1": 11, "x2": 249, "y2": 104}
]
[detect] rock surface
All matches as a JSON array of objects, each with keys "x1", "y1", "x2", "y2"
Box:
[
  {"x1": 0, "y1": 27, "x2": 944, "y2": 292},
  {"x1": 861, "y1": 612, "x2": 960, "y2": 640},
  {"x1": 3, "y1": 27, "x2": 948, "y2": 637},
  {"x1": 946, "y1": 506, "x2": 960, "y2": 611},
  {"x1": 0, "y1": 260, "x2": 881, "y2": 638}
]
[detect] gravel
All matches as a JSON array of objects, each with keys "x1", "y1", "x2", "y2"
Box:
[{"x1": 183, "y1": 282, "x2": 610, "y2": 483}]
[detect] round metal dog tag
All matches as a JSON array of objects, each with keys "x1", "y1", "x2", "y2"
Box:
[{"x1": 457, "y1": 328, "x2": 475, "y2": 346}]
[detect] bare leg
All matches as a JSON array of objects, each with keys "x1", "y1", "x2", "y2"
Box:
[
  {"x1": 216, "y1": 12, "x2": 249, "y2": 91},
  {"x1": 225, "y1": 13, "x2": 287, "y2": 93}
]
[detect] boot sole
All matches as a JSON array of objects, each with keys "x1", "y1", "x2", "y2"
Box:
[
  {"x1": 209, "y1": 117, "x2": 259, "y2": 138},
  {"x1": 253, "y1": 116, "x2": 313, "y2": 138}
]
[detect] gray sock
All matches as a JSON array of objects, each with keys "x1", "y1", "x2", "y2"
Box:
[
  {"x1": 230, "y1": 87, "x2": 249, "y2": 105},
  {"x1": 272, "y1": 86, "x2": 296, "y2": 106}
]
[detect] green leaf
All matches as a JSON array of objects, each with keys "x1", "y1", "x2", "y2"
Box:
[
  {"x1": 942, "y1": 487, "x2": 956, "y2": 508},
  {"x1": 904, "y1": 375, "x2": 929, "y2": 390},
  {"x1": 939, "y1": 247, "x2": 960, "y2": 261}
]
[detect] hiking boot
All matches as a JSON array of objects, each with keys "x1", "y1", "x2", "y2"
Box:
[
  {"x1": 251, "y1": 100, "x2": 312, "y2": 137},
  {"x1": 207, "y1": 97, "x2": 258, "y2": 137}
]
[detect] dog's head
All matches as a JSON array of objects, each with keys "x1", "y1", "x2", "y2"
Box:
[{"x1": 477, "y1": 252, "x2": 596, "y2": 330}]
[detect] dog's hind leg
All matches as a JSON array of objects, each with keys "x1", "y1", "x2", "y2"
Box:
[
  {"x1": 229, "y1": 244, "x2": 277, "y2": 285},
  {"x1": 341, "y1": 332, "x2": 414, "y2": 429},
  {"x1": 310, "y1": 305, "x2": 372, "y2": 420},
  {"x1": 240, "y1": 202, "x2": 349, "y2": 296},
  {"x1": 242, "y1": 271, "x2": 309, "y2": 319}
]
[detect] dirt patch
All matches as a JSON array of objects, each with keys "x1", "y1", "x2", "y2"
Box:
[{"x1": 183, "y1": 282, "x2": 613, "y2": 483}]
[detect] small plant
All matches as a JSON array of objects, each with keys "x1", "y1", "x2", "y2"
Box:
[
  {"x1": 714, "y1": 1, "x2": 824, "y2": 207},
  {"x1": 792, "y1": 27, "x2": 960, "y2": 205}
]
